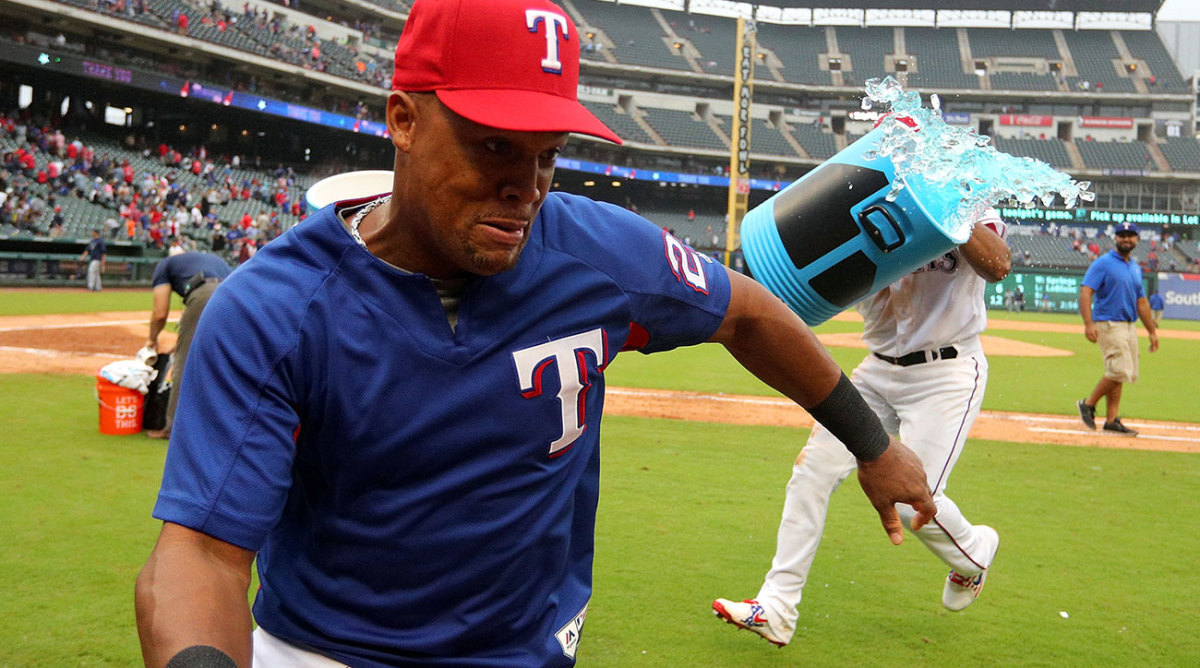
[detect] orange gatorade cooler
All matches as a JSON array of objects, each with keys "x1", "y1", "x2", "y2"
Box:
[{"x1": 96, "y1": 375, "x2": 145, "y2": 435}]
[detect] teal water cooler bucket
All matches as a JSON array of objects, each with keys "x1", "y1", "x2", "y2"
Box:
[{"x1": 741, "y1": 126, "x2": 971, "y2": 325}]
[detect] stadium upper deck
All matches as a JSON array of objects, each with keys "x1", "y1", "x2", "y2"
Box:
[{"x1": 0, "y1": 0, "x2": 1197, "y2": 192}]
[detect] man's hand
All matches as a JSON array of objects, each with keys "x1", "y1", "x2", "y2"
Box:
[
  {"x1": 856, "y1": 438, "x2": 936, "y2": 545},
  {"x1": 1083, "y1": 322, "x2": 1098, "y2": 343},
  {"x1": 1149, "y1": 331, "x2": 1159, "y2": 353}
]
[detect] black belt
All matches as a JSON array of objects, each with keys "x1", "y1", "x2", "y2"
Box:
[
  {"x1": 182, "y1": 275, "x2": 221, "y2": 300},
  {"x1": 874, "y1": 346, "x2": 958, "y2": 367}
]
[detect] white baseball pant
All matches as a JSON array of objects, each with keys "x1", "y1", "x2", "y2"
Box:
[
  {"x1": 253, "y1": 627, "x2": 349, "y2": 668},
  {"x1": 755, "y1": 344, "x2": 994, "y2": 630}
]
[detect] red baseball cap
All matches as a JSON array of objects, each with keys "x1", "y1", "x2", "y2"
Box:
[{"x1": 392, "y1": 0, "x2": 621, "y2": 144}]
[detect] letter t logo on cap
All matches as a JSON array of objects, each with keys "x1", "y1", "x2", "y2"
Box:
[{"x1": 526, "y1": 10, "x2": 570, "y2": 74}]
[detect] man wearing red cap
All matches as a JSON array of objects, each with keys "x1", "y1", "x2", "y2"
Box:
[{"x1": 135, "y1": 1, "x2": 935, "y2": 665}]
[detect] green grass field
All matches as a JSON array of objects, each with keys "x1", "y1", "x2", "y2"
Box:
[{"x1": 2, "y1": 289, "x2": 1198, "y2": 666}]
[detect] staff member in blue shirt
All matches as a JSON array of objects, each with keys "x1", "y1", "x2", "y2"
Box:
[
  {"x1": 1076, "y1": 222, "x2": 1159, "y2": 436},
  {"x1": 1148, "y1": 291, "x2": 1165, "y2": 325}
]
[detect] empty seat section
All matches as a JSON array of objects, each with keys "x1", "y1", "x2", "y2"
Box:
[
  {"x1": 790, "y1": 123, "x2": 838, "y2": 160},
  {"x1": 1160, "y1": 137, "x2": 1200, "y2": 173},
  {"x1": 571, "y1": 1, "x2": 685, "y2": 71},
  {"x1": 1073, "y1": 139, "x2": 1150, "y2": 170},
  {"x1": 640, "y1": 108, "x2": 727, "y2": 152},
  {"x1": 1061, "y1": 30, "x2": 1136, "y2": 93},
  {"x1": 671, "y1": 11, "x2": 737, "y2": 77},
  {"x1": 1119, "y1": 31, "x2": 1186, "y2": 90},
  {"x1": 834, "y1": 26, "x2": 895, "y2": 86},
  {"x1": 990, "y1": 72, "x2": 1058, "y2": 91},
  {"x1": 992, "y1": 137, "x2": 1073, "y2": 170},
  {"x1": 746, "y1": 117, "x2": 799, "y2": 158},
  {"x1": 904, "y1": 28, "x2": 978, "y2": 91},
  {"x1": 970, "y1": 27, "x2": 1059, "y2": 60},
  {"x1": 753, "y1": 23, "x2": 832, "y2": 86},
  {"x1": 581, "y1": 101, "x2": 654, "y2": 145}
]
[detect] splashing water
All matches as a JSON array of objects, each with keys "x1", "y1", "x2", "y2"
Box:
[{"x1": 861, "y1": 76, "x2": 1094, "y2": 235}]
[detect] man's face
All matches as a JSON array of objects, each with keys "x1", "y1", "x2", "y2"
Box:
[
  {"x1": 1114, "y1": 232, "x2": 1138, "y2": 256},
  {"x1": 394, "y1": 94, "x2": 568, "y2": 278}
]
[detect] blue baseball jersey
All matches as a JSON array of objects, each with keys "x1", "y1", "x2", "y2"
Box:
[
  {"x1": 153, "y1": 191, "x2": 731, "y2": 666},
  {"x1": 1082, "y1": 250, "x2": 1144, "y2": 322},
  {"x1": 84, "y1": 236, "x2": 106, "y2": 261}
]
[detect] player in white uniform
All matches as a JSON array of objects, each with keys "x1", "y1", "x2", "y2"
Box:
[{"x1": 713, "y1": 209, "x2": 1011, "y2": 646}]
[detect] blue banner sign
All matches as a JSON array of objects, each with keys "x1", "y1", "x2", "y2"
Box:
[
  {"x1": 555, "y1": 158, "x2": 787, "y2": 192},
  {"x1": 1157, "y1": 273, "x2": 1200, "y2": 321}
]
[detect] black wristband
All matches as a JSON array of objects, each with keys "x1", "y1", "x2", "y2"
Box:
[
  {"x1": 807, "y1": 372, "x2": 890, "y2": 462},
  {"x1": 165, "y1": 646, "x2": 238, "y2": 668}
]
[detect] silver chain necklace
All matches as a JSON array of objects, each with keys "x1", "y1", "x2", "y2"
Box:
[{"x1": 348, "y1": 195, "x2": 391, "y2": 248}]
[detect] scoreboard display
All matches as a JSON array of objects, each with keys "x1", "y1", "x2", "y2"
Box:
[
  {"x1": 987, "y1": 271, "x2": 1084, "y2": 313},
  {"x1": 986, "y1": 270, "x2": 1152, "y2": 314}
]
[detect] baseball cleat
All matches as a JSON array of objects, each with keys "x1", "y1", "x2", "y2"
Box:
[
  {"x1": 943, "y1": 525, "x2": 999, "y2": 611},
  {"x1": 1102, "y1": 418, "x2": 1138, "y2": 436},
  {"x1": 712, "y1": 598, "x2": 791, "y2": 646},
  {"x1": 1076, "y1": 399, "x2": 1096, "y2": 430}
]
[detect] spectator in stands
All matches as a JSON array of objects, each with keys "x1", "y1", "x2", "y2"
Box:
[
  {"x1": 236, "y1": 237, "x2": 256, "y2": 264},
  {"x1": 210, "y1": 224, "x2": 227, "y2": 255},
  {"x1": 80, "y1": 229, "x2": 106, "y2": 291}
]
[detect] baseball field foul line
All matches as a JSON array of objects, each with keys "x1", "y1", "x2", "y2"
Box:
[
  {"x1": 0, "y1": 319, "x2": 151, "y2": 333},
  {"x1": 604, "y1": 387, "x2": 1200, "y2": 453}
]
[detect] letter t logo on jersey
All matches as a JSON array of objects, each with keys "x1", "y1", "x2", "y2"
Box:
[
  {"x1": 512, "y1": 329, "x2": 609, "y2": 457},
  {"x1": 525, "y1": 9, "x2": 570, "y2": 74}
]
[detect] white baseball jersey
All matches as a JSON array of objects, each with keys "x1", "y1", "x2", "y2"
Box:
[
  {"x1": 750, "y1": 208, "x2": 1009, "y2": 632},
  {"x1": 860, "y1": 209, "x2": 1007, "y2": 356}
]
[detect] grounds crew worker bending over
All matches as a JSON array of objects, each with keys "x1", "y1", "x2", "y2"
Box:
[{"x1": 144, "y1": 251, "x2": 233, "y2": 440}]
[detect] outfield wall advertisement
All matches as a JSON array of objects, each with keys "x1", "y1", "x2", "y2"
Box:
[{"x1": 1158, "y1": 273, "x2": 1200, "y2": 321}]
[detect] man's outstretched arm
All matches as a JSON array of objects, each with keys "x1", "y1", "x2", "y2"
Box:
[
  {"x1": 708, "y1": 268, "x2": 936, "y2": 544},
  {"x1": 135, "y1": 522, "x2": 255, "y2": 667}
]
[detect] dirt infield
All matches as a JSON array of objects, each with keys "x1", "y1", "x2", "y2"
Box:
[{"x1": 2, "y1": 311, "x2": 1196, "y2": 453}]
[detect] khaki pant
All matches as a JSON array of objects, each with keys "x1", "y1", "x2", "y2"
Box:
[
  {"x1": 164, "y1": 280, "x2": 219, "y2": 432},
  {"x1": 1096, "y1": 320, "x2": 1139, "y2": 384}
]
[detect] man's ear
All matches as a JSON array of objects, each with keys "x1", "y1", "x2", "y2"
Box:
[{"x1": 387, "y1": 91, "x2": 419, "y2": 153}]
